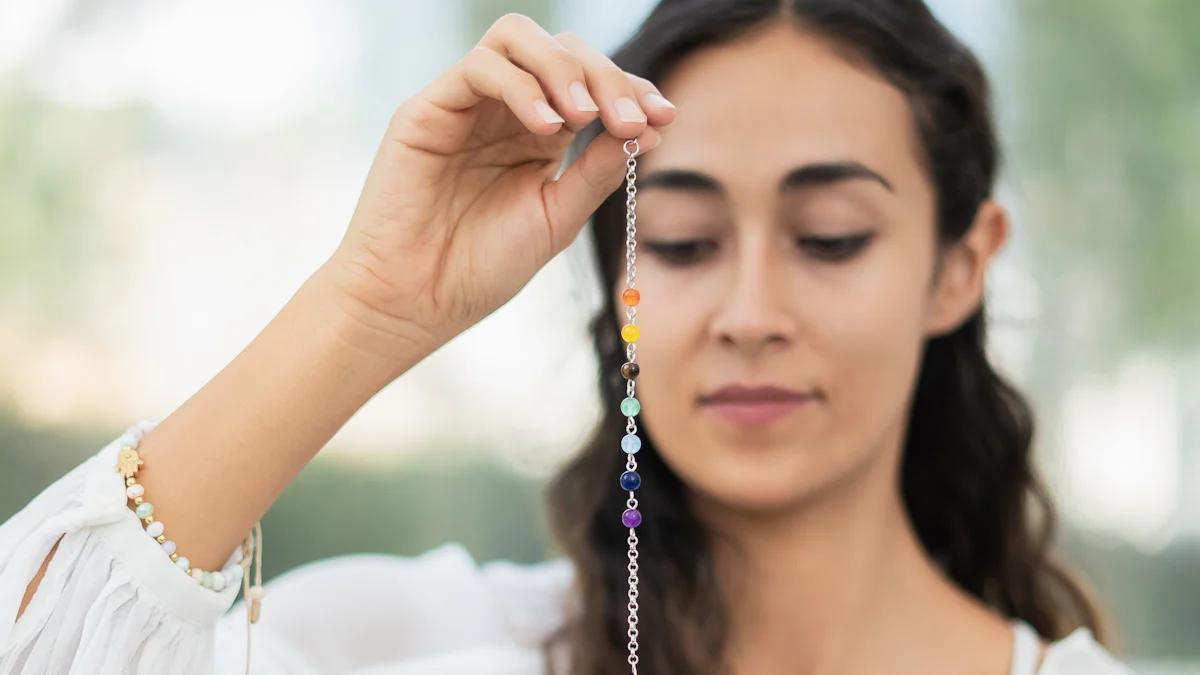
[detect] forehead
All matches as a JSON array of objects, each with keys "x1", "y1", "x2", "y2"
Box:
[{"x1": 644, "y1": 22, "x2": 926, "y2": 200}]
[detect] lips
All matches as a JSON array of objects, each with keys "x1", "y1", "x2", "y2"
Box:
[{"x1": 699, "y1": 384, "x2": 819, "y2": 426}]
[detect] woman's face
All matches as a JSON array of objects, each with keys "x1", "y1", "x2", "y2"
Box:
[{"x1": 621, "y1": 23, "x2": 1000, "y2": 515}]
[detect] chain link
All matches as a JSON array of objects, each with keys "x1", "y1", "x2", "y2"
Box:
[{"x1": 621, "y1": 137, "x2": 641, "y2": 675}]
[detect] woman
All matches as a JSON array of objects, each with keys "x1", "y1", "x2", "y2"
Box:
[{"x1": 0, "y1": 0, "x2": 1137, "y2": 673}]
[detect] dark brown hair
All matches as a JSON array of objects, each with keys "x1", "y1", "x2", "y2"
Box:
[{"x1": 547, "y1": 1, "x2": 1108, "y2": 673}]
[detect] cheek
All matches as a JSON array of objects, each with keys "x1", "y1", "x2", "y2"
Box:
[{"x1": 813, "y1": 241, "x2": 931, "y2": 437}]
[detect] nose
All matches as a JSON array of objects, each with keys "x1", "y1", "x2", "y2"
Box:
[{"x1": 710, "y1": 234, "x2": 796, "y2": 353}]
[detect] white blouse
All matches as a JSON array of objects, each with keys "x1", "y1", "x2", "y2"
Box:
[{"x1": 1, "y1": 430, "x2": 1138, "y2": 675}]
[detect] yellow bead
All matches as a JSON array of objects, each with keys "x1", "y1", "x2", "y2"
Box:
[
  {"x1": 126, "y1": 478, "x2": 136, "y2": 486},
  {"x1": 156, "y1": 535, "x2": 167, "y2": 543},
  {"x1": 134, "y1": 497, "x2": 143, "y2": 505},
  {"x1": 144, "y1": 515, "x2": 154, "y2": 524},
  {"x1": 170, "y1": 553, "x2": 179, "y2": 561},
  {"x1": 621, "y1": 324, "x2": 640, "y2": 343}
]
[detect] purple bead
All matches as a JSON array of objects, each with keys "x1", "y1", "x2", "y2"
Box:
[
  {"x1": 622, "y1": 508, "x2": 642, "y2": 528},
  {"x1": 162, "y1": 540, "x2": 177, "y2": 556}
]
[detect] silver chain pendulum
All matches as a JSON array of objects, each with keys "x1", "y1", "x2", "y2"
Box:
[{"x1": 619, "y1": 138, "x2": 643, "y2": 675}]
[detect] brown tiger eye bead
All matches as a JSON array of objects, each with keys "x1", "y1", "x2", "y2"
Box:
[{"x1": 621, "y1": 362, "x2": 640, "y2": 380}]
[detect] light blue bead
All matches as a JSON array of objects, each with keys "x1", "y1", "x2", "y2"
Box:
[
  {"x1": 620, "y1": 397, "x2": 641, "y2": 417},
  {"x1": 202, "y1": 572, "x2": 213, "y2": 589},
  {"x1": 146, "y1": 521, "x2": 164, "y2": 538},
  {"x1": 135, "y1": 502, "x2": 154, "y2": 519},
  {"x1": 174, "y1": 557, "x2": 190, "y2": 571},
  {"x1": 229, "y1": 565, "x2": 244, "y2": 582},
  {"x1": 621, "y1": 434, "x2": 642, "y2": 454}
]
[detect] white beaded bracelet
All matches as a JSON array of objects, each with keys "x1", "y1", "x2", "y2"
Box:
[
  {"x1": 114, "y1": 422, "x2": 265, "y2": 674},
  {"x1": 114, "y1": 423, "x2": 264, "y2": 612}
]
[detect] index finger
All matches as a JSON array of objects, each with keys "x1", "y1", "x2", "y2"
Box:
[{"x1": 554, "y1": 33, "x2": 676, "y2": 133}]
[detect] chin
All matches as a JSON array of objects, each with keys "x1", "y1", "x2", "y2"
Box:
[{"x1": 673, "y1": 442, "x2": 840, "y2": 515}]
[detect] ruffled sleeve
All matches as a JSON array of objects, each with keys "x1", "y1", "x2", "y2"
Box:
[
  {"x1": 0, "y1": 426, "x2": 242, "y2": 674},
  {"x1": 1041, "y1": 627, "x2": 1139, "y2": 674},
  {"x1": 209, "y1": 543, "x2": 574, "y2": 674}
]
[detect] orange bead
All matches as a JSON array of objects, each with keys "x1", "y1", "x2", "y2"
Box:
[
  {"x1": 621, "y1": 324, "x2": 640, "y2": 343},
  {"x1": 621, "y1": 288, "x2": 640, "y2": 306}
]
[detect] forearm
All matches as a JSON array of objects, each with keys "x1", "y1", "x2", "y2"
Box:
[{"x1": 131, "y1": 265, "x2": 425, "y2": 571}]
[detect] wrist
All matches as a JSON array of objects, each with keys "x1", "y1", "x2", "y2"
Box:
[{"x1": 298, "y1": 263, "x2": 439, "y2": 382}]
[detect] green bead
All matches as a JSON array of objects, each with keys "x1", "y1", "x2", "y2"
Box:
[
  {"x1": 135, "y1": 502, "x2": 154, "y2": 519},
  {"x1": 620, "y1": 397, "x2": 641, "y2": 417},
  {"x1": 174, "y1": 557, "x2": 190, "y2": 571}
]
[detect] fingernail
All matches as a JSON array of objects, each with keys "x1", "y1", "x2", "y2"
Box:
[
  {"x1": 534, "y1": 99, "x2": 565, "y2": 124},
  {"x1": 645, "y1": 93, "x2": 675, "y2": 109},
  {"x1": 569, "y1": 82, "x2": 599, "y2": 112},
  {"x1": 615, "y1": 97, "x2": 646, "y2": 123}
]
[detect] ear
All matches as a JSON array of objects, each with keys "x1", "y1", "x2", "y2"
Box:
[{"x1": 924, "y1": 200, "x2": 1009, "y2": 337}]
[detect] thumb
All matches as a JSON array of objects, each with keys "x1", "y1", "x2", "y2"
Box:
[{"x1": 542, "y1": 127, "x2": 661, "y2": 254}]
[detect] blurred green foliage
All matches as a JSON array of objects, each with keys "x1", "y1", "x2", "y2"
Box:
[
  {"x1": 0, "y1": 81, "x2": 147, "y2": 327},
  {"x1": 465, "y1": 0, "x2": 553, "y2": 40},
  {"x1": 1015, "y1": 0, "x2": 1200, "y2": 358},
  {"x1": 260, "y1": 445, "x2": 554, "y2": 579}
]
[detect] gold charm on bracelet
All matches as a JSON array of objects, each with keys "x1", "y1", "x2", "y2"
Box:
[{"x1": 116, "y1": 447, "x2": 144, "y2": 479}]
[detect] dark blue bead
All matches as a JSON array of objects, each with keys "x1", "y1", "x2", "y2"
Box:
[{"x1": 620, "y1": 470, "x2": 641, "y2": 491}]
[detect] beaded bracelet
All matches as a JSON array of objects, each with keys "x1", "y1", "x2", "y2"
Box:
[{"x1": 113, "y1": 424, "x2": 263, "y2": 611}]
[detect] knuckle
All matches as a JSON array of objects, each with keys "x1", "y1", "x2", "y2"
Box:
[
  {"x1": 599, "y1": 65, "x2": 633, "y2": 90},
  {"x1": 597, "y1": 62, "x2": 625, "y2": 77},
  {"x1": 625, "y1": 73, "x2": 654, "y2": 90},
  {"x1": 546, "y1": 49, "x2": 584, "y2": 77},
  {"x1": 495, "y1": 12, "x2": 534, "y2": 31},
  {"x1": 512, "y1": 69, "x2": 542, "y2": 95},
  {"x1": 553, "y1": 31, "x2": 583, "y2": 46},
  {"x1": 462, "y1": 45, "x2": 493, "y2": 67}
]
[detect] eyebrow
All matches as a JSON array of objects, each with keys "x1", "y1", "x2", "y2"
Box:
[{"x1": 637, "y1": 161, "x2": 895, "y2": 195}]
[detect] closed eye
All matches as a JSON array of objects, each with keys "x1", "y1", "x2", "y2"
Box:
[
  {"x1": 798, "y1": 233, "x2": 875, "y2": 261},
  {"x1": 643, "y1": 239, "x2": 717, "y2": 266}
]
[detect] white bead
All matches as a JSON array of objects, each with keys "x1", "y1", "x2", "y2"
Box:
[
  {"x1": 246, "y1": 586, "x2": 265, "y2": 602},
  {"x1": 146, "y1": 521, "x2": 164, "y2": 538},
  {"x1": 126, "y1": 484, "x2": 145, "y2": 499},
  {"x1": 230, "y1": 547, "x2": 244, "y2": 564},
  {"x1": 210, "y1": 572, "x2": 226, "y2": 591},
  {"x1": 190, "y1": 569, "x2": 204, "y2": 582}
]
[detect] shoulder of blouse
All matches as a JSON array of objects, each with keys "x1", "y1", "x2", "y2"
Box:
[{"x1": 1041, "y1": 627, "x2": 1139, "y2": 675}]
